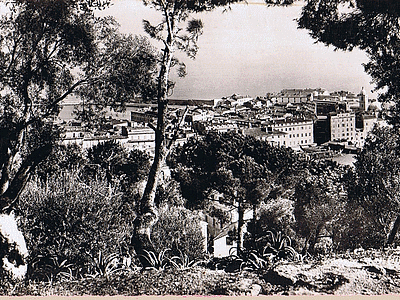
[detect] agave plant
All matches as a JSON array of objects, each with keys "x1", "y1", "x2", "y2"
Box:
[
  {"x1": 139, "y1": 248, "x2": 171, "y2": 271},
  {"x1": 242, "y1": 252, "x2": 270, "y2": 271},
  {"x1": 87, "y1": 250, "x2": 134, "y2": 278},
  {"x1": 262, "y1": 231, "x2": 300, "y2": 262},
  {"x1": 29, "y1": 254, "x2": 74, "y2": 282},
  {"x1": 169, "y1": 250, "x2": 207, "y2": 270}
]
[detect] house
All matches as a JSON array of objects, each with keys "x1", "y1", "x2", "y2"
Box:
[{"x1": 211, "y1": 209, "x2": 253, "y2": 258}]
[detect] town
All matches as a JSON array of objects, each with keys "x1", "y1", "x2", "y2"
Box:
[{"x1": 59, "y1": 87, "x2": 388, "y2": 160}]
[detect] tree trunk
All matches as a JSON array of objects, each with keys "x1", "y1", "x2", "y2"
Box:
[
  {"x1": 387, "y1": 214, "x2": 400, "y2": 246},
  {"x1": 310, "y1": 224, "x2": 322, "y2": 253},
  {"x1": 0, "y1": 143, "x2": 52, "y2": 279},
  {"x1": 0, "y1": 145, "x2": 52, "y2": 212},
  {"x1": 131, "y1": 13, "x2": 174, "y2": 266},
  {"x1": 237, "y1": 200, "x2": 245, "y2": 255}
]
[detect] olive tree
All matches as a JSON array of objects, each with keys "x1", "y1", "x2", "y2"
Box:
[{"x1": 0, "y1": 0, "x2": 158, "y2": 278}]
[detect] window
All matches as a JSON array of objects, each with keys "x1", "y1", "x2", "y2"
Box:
[{"x1": 297, "y1": 134, "x2": 299, "y2": 137}]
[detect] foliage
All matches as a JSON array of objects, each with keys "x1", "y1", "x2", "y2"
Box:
[
  {"x1": 35, "y1": 144, "x2": 85, "y2": 181},
  {"x1": 169, "y1": 250, "x2": 208, "y2": 270},
  {"x1": 86, "y1": 250, "x2": 136, "y2": 278},
  {"x1": 151, "y1": 206, "x2": 205, "y2": 261},
  {"x1": 246, "y1": 198, "x2": 296, "y2": 250},
  {"x1": 170, "y1": 131, "x2": 299, "y2": 209},
  {"x1": 18, "y1": 171, "x2": 136, "y2": 280},
  {"x1": 298, "y1": 0, "x2": 400, "y2": 124},
  {"x1": 262, "y1": 231, "x2": 300, "y2": 262},
  {"x1": 293, "y1": 160, "x2": 348, "y2": 253},
  {"x1": 347, "y1": 126, "x2": 400, "y2": 246},
  {"x1": 84, "y1": 140, "x2": 150, "y2": 185},
  {"x1": 139, "y1": 249, "x2": 171, "y2": 271},
  {"x1": 0, "y1": 0, "x2": 158, "y2": 216},
  {"x1": 170, "y1": 131, "x2": 300, "y2": 249}
]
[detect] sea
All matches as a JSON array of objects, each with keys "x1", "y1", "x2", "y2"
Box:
[{"x1": 59, "y1": 104, "x2": 133, "y2": 121}]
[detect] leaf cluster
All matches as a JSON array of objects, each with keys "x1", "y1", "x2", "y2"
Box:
[
  {"x1": 170, "y1": 131, "x2": 299, "y2": 210},
  {"x1": 298, "y1": 0, "x2": 400, "y2": 111}
]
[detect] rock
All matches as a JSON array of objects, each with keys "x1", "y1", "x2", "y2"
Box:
[
  {"x1": 0, "y1": 213, "x2": 28, "y2": 280},
  {"x1": 263, "y1": 261, "x2": 350, "y2": 293},
  {"x1": 251, "y1": 284, "x2": 262, "y2": 296},
  {"x1": 363, "y1": 265, "x2": 386, "y2": 276},
  {"x1": 263, "y1": 268, "x2": 297, "y2": 286}
]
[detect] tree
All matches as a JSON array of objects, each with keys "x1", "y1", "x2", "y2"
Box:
[
  {"x1": 127, "y1": 0, "x2": 300, "y2": 265},
  {"x1": 85, "y1": 140, "x2": 150, "y2": 185},
  {"x1": 348, "y1": 126, "x2": 400, "y2": 246},
  {"x1": 0, "y1": 0, "x2": 158, "y2": 278},
  {"x1": 169, "y1": 131, "x2": 299, "y2": 253},
  {"x1": 293, "y1": 160, "x2": 348, "y2": 253},
  {"x1": 298, "y1": 0, "x2": 400, "y2": 126}
]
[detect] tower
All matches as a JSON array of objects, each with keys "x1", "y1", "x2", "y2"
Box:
[{"x1": 359, "y1": 87, "x2": 369, "y2": 111}]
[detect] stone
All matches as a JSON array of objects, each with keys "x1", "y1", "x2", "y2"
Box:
[{"x1": 0, "y1": 213, "x2": 28, "y2": 280}]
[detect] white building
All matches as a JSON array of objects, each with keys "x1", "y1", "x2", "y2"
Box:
[
  {"x1": 354, "y1": 114, "x2": 389, "y2": 148},
  {"x1": 330, "y1": 112, "x2": 356, "y2": 143},
  {"x1": 266, "y1": 118, "x2": 314, "y2": 149}
]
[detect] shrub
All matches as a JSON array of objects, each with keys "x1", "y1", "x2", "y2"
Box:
[
  {"x1": 333, "y1": 203, "x2": 387, "y2": 251},
  {"x1": 245, "y1": 198, "x2": 299, "y2": 252},
  {"x1": 18, "y1": 171, "x2": 137, "y2": 280},
  {"x1": 152, "y1": 206, "x2": 205, "y2": 261}
]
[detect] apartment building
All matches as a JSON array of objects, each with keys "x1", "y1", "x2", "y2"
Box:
[
  {"x1": 267, "y1": 118, "x2": 314, "y2": 148},
  {"x1": 330, "y1": 112, "x2": 356, "y2": 143},
  {"x1": 243, "y1": 118, "x2": 314, "y2": 149}
]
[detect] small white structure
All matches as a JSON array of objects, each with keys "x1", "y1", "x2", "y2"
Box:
[
  {"x1": 212, "y1": 209, "x2": 253, "y2": 258},
  {"x1": 213, "y1": 223, "x2": 240, "y2": 258}
]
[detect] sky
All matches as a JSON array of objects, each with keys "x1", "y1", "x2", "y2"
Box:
[{"x1": 97, "y1": 0, "x2": 376, "y2": 100}]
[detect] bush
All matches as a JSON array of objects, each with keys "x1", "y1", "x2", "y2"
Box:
[
  {"x1": 152, "y1": 206, "x2": 206, "y2": 261},
  {"x1": 333, "y1": 203, "x2": 387, "y2": 251},
  {"x1": 245, "y1": 198, "x2": 299, "y2": 252},
  {"x1": 18, "y1": 171, "x2": 137, "y2": 280}
]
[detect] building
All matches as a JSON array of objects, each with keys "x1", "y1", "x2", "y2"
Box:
[
  {"x1": 267, "y1": 118, "x2": 314, "y2": 149},
  {"x1": 270, "y1": 89, "x2": 313, "y2": 104},
  {"x1": 330, "y1": 112, "x2": 356, "y2": 143},
  {"x1": 354, "y1": 113, "x2": 388, "y2": 148},
  {"x1": 358, "y1": 87, "x2": 369, "y2": 111},
  {"x1": 242, "y1": 117, "x2": 314, "y2": 150},
  {"x1": 131, "y1": 111, "x2": 157, "y2": 124},
  {"x1": 212, "y1": 209, "x2": 253, "y2": 258}
]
